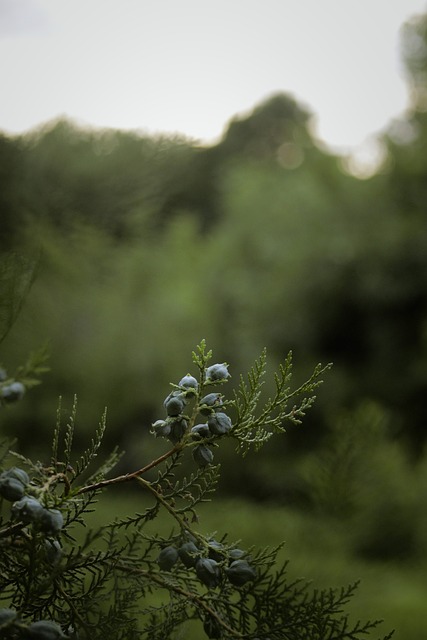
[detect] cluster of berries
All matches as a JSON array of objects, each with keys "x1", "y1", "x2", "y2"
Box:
[
  {"x1": 0, "y1": 367, "x2": 25, "y2": 405},
  {"x1": 0, "y1": 468, "x2": 66, "y2": 637},
  {"x1": 157, "y1": 534, "x2": 257, "y2": 590},
  {"x1": 0, "y1": 610, "x2": 66, "y2": 639},
  {"x1": 151, "y1": 363, "x2": 233, "y2": 467},
  {"x1": 0, "y1": 467, "x2": 64, "y2": 536}
]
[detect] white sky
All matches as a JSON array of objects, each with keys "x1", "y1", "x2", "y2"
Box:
[{"x1": 1, "y1": 0, "x2": 427, "y2": 157}]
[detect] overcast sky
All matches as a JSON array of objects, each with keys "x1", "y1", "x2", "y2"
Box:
[{"x1": 1, "y1": 0, "x2": 427, "y2": 159}]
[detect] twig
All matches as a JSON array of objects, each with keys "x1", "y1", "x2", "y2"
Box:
[{"x1": 75, "y1": 443, "x2": 183, "y2": 496}]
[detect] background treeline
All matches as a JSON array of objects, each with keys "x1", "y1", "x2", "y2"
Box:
[{"x1": 1, "y1": 10, "x2": 427, "y2": 576}]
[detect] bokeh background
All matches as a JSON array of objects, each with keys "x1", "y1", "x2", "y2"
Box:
[{"x1": 1, "y1": 2, "x2": 427, "y2": 638}]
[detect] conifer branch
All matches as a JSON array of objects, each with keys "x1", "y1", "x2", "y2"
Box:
[
  {"x1": 0, "y1": 341, "x2": 394, "y2": 639},
  {"x1": 75, "y1": 443, "x2": 183, "y2": 495},
  {"x1": 115, "y1": 560, "x2": 245, "y2": 638}
]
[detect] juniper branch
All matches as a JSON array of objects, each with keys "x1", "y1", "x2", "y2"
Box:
[
  {"x1": 75, "y1": 442, "x2": 183, "y2": 496},
  {"x1": 115, "y1": 560, "x2": 245, "y2": 639}
]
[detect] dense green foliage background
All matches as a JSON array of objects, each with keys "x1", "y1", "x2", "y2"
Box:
[{"x1": 1, "y1": 11, "x2": 427, "y2": 638}]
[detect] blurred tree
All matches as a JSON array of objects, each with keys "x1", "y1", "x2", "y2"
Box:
[
  {"x1": 2, "y1": 13, "x2": 427, "y2": 468},
  {"x1": 369, "y1": 12, "x2": 427, "y2": 447},
  {"x1": 384, "y1": 13, "x2": 427, "y2": 214},
  {"x1": 401, "y1": 11, "x2": 427, "y2": 112},
  {"x1": 13, "y1": 119, "x2": 196, "y2": 239},
  {"x1": 217, "y1": 93, "x2": 312, "y2": 162},
  {"x1": 0, "y1": 135, "x2": 28, "y2": 250}
]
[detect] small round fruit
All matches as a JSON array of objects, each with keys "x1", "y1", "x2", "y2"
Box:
[
  {"x1": 12, "y1": 496, "x2": 44, "y2": 524},
  {"x1": 1, "y1": 381, "x2": 25, "y2": 403},
  {"x1": 157, "y1": 546, "x2": 179, "y2": 571},
  {"x1": 168, "y1": 417, "x2": 188, "y2": 443},
  {"x1": 225, "y1": 559, "x2": 257, "y2": 586},
  {"x1": 228, "y1": 548, "x2": 246, "y2": 561},
  {"x1": 178, "y1": 541, "x2": 200, "y2": 567},
  {"x1": 164, "y1": 391, "x2": 186, "y2": 417},
  {"x1": 0, "y1": 477, "x2": 26, "y2": 502},
  {"x1": 26, "y1": 619, "x2": 66, "y2": 639},
  {"x1": 178, "y1": 374, "x2": 199, "y2": 391},
  {"x1": 1, "y1": 466, "x2": 29, "y2": 486},
  {"x1": 199, "y1": 393, "x2": 223, "y2": 415},
  {"x1": 151, "y1": 420, "x2": 171, "y2": 438},
  {"x1": 39, "y1": 508, "x2": 64, "y2": 535},
  {"x1": 207, "y1": 412, "x2": 232, "y2": 436},
  {"x1": 0, "y1": 607, "x2": 17, "y2": 626},
  {"x1": 192, "y1": 445, "x2": 214, "y2": 467},
  {"x1": 208, "y1": 539, "x2": 224, "y2": 561},
  {"x1": 205, "y1": 363, "x2": 230, "y2": 382},
  {"x1": 195, "y1": 557, "x2": 221, "y2": 588},
  {"x1": 190, "y1": 423, "x2": 211, "y2": 439}
]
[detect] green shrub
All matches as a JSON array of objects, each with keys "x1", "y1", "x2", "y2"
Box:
[
  {"x1": 302, "y1": 402, "x2": 425, "y2": 561},
  {"x1": 0, "y1": 341, "x2": 393, "y2": 639}
]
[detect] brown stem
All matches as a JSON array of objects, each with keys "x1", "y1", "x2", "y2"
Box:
[
  {"x1": 136, "y1": 476, "x2": 190, "y2": 532},
  {"x1": 75, "y1": 443, "x2": 183, "y2": 496}
]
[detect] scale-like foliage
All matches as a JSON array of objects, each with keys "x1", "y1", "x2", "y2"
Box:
[
  {"x1": 232, "y1": 349, "x2": 332, "y2": 455},
  {"x1": 0, "y1": 342, "x2": 392, "y2": 639}
]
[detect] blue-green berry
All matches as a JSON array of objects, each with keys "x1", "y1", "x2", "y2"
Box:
[
  {"x1": 207, "y1": 412, "x2": 232, "y2": 435},
  {"x1": 26, "y1": 620, "x2": 66, "y2": 639},
  {"x1": 192, "y1": 444, "x2": 214, "y2": 467},
  {"x1": 0, "y1": 607, "x2": 17, "y2": 626},
  {"x1": 228, "y1": 548, "x2": 246, "y2": 561},
  {"x1": 178, "y1": 541, "x2": 200, "y2": 567},
  {"x1": 225, "y1": 559, "x2": 257, "y2": 586},
  {"x1": 1, "y1": 381, "x2": 25, "y2": 403},
  {"x1": 195, "y1": 557, "x2": 221, "y2": 588},
  {"x1": 168, "y1": 417, "x2": 188, "y2": 443},
  {"x1": 1, "y1": 466, "x2": 29, "y2": 486},
  {"x1": 178, "y1": 374, "x2": 199, "y2": 392},
  {"x1": 12, "y1": 496, "x2": 44, "y2": 524},
  {"x1": 0, "y1": 477, "x2": 26, "y2": 501},
  {"x1": 151, "y1": 419, "x2": 171, "y2": 438},
  {"x1": 39, "y1": 508, "x2": 64, "y2": 535},
  {"x1": 157, "y1": 546, "x2": 179, "y2": 571},
  {"x1": 190, "y1": 423, "x2": 211, "y2": 439},
  {"x1": 199, "y1": 393, "x2": 223, "y2": 415},
  {"x1": 164, "y1": 391, "x2": 187, "y2": 416},
  {"x1": 205, "y1": 363, "x2": 230, "y2": 382},
  {"x1": 208, "y1": 539, "x2": 224, "y2": 561}
]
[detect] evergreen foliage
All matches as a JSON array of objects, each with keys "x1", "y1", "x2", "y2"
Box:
[{"x1": 0, "y1": 342, "x2": 392, "y2": 639}]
